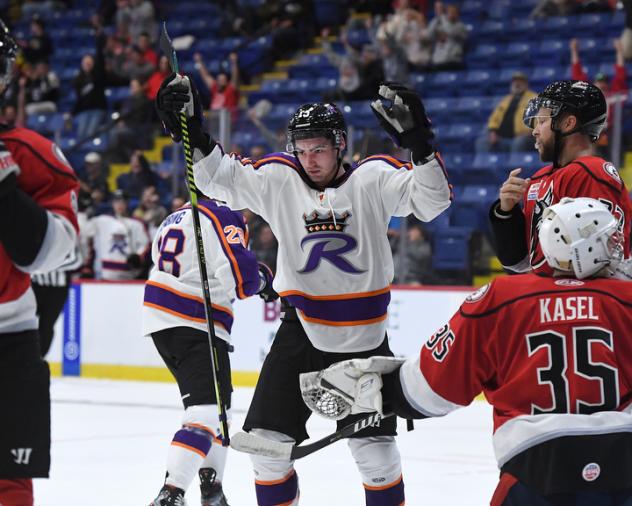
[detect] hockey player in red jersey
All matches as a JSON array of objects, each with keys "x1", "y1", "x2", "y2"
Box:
[
  {"x1": 308, "y1": 197, "x2": 632, "y2": 505},
  {"x1": 0, "y1": 19, "x2": 79, "y2": 506},
  {"x1": 489, "y1": 80, "x2": 632, "y2": 274}
]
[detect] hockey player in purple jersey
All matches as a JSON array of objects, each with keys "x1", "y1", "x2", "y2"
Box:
[
  {"x1": 144, "y1": 196, "x2": 276, "y2": 506},
  {"x1": 156, "y1": 74, "x2": 451, "y2": 505}
]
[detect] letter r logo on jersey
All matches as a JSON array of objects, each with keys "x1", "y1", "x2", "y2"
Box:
[{"x1": 299, "y1": 233, "x2": 366, "y2": 274}]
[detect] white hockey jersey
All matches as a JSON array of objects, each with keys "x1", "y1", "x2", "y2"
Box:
[
  {"x1": 85, "y1": 213, "x2": 150, "y2": 280},
  {"x1": 142, "y1": 199, "x2": 263, "y2": 341},
  {"x1": 194, "y1": 148, "x2": 451, "y2": 352}
]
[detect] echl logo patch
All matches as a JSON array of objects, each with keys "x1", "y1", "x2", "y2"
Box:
[
  {"x1": 602, "y1": 162, "x2": 621, "y2": 183},
  {"x1": 527, "y1": 182, "x2": 541, "y2": 201},
  {"x1": 465, "y1": 283, "x2": 490, "y2": 303}
]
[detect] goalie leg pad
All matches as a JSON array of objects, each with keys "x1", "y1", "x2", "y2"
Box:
[
  {"x1": 250, "y1": 429, "x2": 299, "y2": 506},
  {"x1": 165, "y1": 405, "x2": 227, "y2": 491},
  {"x1": 348, "y1": 436, "x2": 404, "y2": 504}
]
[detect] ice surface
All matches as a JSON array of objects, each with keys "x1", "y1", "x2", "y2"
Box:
[{"x1": 34, "y1": 378, "x2": 498, "y2": 505}]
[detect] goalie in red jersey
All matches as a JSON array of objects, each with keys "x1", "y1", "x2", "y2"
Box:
[
  {"x1": 0, "y1": 19, "x2": 79, "y2": 506},
  {"x1": 489, "y1": 79, "x2": 632, "y2": 274},
  {"x1": 306, "y1": 196, "x2": 632, "y2": 505}
]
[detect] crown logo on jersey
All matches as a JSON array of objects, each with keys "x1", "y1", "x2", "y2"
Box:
[{"x1": 303, "y1": 210, "x2": 350, "y2": 233}]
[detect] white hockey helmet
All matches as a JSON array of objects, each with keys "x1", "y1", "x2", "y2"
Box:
[{"x1": 539, "y1": 197, "x2": 623, "y2": 279}]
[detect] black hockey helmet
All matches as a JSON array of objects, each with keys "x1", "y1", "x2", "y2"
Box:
[
  {"x1": 0, "y1": 19, "x2": 16, "y2": 89},
  {"x1": 523, "y1": 80, "x2": 607, "y2": 142},
  {"x1": 286, "y1": 103, "x2": 347, "y2": 151}
]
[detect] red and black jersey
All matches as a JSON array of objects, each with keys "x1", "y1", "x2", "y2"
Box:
[
  {"x1": 0, "y1": 126, "x2": 79, "y2": 328},
  {"x1": 400, "y1": 273, "x2": 632, "y2": 477},
  {"x1": 523, "y1": 156, "x2": 632, "y2": 271}
]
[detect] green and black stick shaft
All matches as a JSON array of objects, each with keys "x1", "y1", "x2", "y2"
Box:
[{"x1": 159, "y1": 22, "x2": 230, "y2": 445}]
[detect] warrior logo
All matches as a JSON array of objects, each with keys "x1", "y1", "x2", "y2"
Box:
[
  {"x1": 529, "y1": 182, "x2": 554, "y2": 268},
  {"x1": 299, "y1": 210, "x2": 365, "y2": 274}
]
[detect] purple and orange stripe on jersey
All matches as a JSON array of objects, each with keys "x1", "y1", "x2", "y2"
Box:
[
  {"x1": 252, "y1": 152, "x2": 300, "y2": 172},
  {"x1": 255, "y1": 470, "x2": 299, "y2": 506},
  {"x1": 364, "y1": 474, "x2": 405, "y2": 506},
  {"x1": 143, "y1": 280, "x2": 234, "y2": 333},
  {"x1": 279, "y1": 287, "x2": 391, "y2": 327},
  {"x1": 193, "y1": 200, "x2": 261, "y2": 299},
  {"x1": 357, "y1": 155, "x2": 413, "y2": 171},
  {"x1": 102, "y1": 260, "x2": 130, "y2": 271}
]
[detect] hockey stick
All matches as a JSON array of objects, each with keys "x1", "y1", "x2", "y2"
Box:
[
  {"x1": 159, "y1": 23, "x2": 230, "y2": 446},
  {"x1": 231, "y1": 411, "x2": 395, "y2": 460}
]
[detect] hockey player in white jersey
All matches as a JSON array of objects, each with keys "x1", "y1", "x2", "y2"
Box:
[
  {"x1": 144, "y1": 195, "x2": 276, "y2": 506},
  {"x1": 85, "y1": 190, "x2": 150, "y2": 280},
  {"x1": 156, "y1": 76, "x2": 451, "y2": 504}
]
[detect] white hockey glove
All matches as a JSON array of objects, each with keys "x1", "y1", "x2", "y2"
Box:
[
  {"x1": 300, "y1": 356, "x2": 406, "y2": 420},
  {"x1": 370, "y1": 83, "x2": 435, "y2": 163}
]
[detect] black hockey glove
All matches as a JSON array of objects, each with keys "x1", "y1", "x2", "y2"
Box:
[
  {"x1": 155, "y1": 73, "x2": 216, "y2": 158},
  {"x1": 370, "y1": 83, "x2": 435, "y2": 164},
  {"x1": 257, "y1": 262, "x2": 278, "y2": 303},
  {"x1": 126, "y1": 253, "x2": 142, "y2": 269}
]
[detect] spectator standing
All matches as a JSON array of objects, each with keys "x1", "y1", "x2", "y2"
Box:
[
  {"x1": 377, "y1": 1, "x2": 432, "y2": 70},
  {"x1": 72, "y1": 32, "x2": 108, "y2": 139},
  {"x1": 427, "y1": 1, "x2": 468, "y2": 70},
  {"x1": 321, "y1": 28, "x2": 364, "y2": 102},
  {"x1": 146, "y1": 55, "x2": 171, "y2": 100},
  {"x1": 393, "y1": 222, "x2": 433, "y2": 284},
  {"x1": 115, "y1": 0, "x2": 156, "y2": 43},
  {"x1": 116, "y1": 150, "x2": 158, "y2": 199},
  {"x1": 476, "y1": 72, "x2": 537, "y2": 154},
  {"x1": 78, "y1": 151, "x2": 110, "y2": 197},
  {"x1": 570, "y1": 37, "x2": 628, "y2": 156},
  {"x1": 121, "y1": 44, "x2": 155, "y2": 84},
  {"x1": 20, "y1": 61, "x2": 59, "y2": 115},
  {"x1": 21, "y1": 16, "x2": 53, "y2": 64},
  {"x1": 251, "y1": 223, "x2": 278, "y2": 273},
  {"x1": 137, "y1": 31, "x2": 157, "y2": 66},
  {"x1": 108, "y1": 78, "x2": 154, "y2": 162},
  {"x1": 194, "y1": 52, "x2": 240, "y2": 113}
]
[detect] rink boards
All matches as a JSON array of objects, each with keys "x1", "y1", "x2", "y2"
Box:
[{"x1": 47, "y1": 280, "x2": 474, "y2": 386}]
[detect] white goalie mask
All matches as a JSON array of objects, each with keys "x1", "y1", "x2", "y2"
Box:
[{"x1": 539, "y1": 197, "x2": 623, "y2": 279}]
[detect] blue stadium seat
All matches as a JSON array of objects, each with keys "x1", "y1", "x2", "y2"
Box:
[
  {"x1": 468, "y1": 44, "x2": 500, "y2": 69},
  {"x1": 451, "y1": 201, "x2": 486, "y2": 230},
  {"x1": 341, "y1": 101, "x2": 373, "y2": 129},
  {"x1": 426, "y1": 72, "x2": 461, "y2": 97},
  {"x1": 454, "y1": 96, "x2": 487, "y2": 122},
  {"x1": 534, "y1": 39, "x2": 566, "y2": 65},
  {"x1": 508, "y1": 151, "x2": 541, "y2": 178},
  {"x1": 460, "y1": 184, "x2": 498, "y2": 204},
  {"x1": 472, "y1": 152, "x2": 509, "y2": 171},
  {"x1": 26, "y1": 112, "x2": 65, "y2": 137},
  {"x1": 504, "y1": 42, "x2": 535, "y2": 65},
  {"x1": 463, "y1": 70, "x2": 493, "y2": 95},
  {"x1": 511, "y1": 18, "x2": 537, "y2": 36},
  {"x1": 423, "y1": 206, "x2": 451, "y2": 234},
  {"x1": 530, "y1": 66, "x2": 567, "y2": 88},
  {"x1": 440, "y1": 153, "x2": 471, "y2": 184},
  {"x1": 432, "y1": 227, "x2": 472, "y2": 271}
]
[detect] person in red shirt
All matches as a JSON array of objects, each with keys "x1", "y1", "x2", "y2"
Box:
[
  {"x1": 309, "y1": 196, "x2": 632, "y2": 505},
  {"x1": 570, "y1": 37, "x2": 628, "y2": 155},
  {"x1": 145, "y1": 54, "x2": 170, "y2": 100},
  {"x1": 488, "y1": 79, "x2": 632, "y2": 274},
  {"x1": 193, "y1": 52, "x2": 240, "y2": 113},
  {"x1": 0, "y1": 19, "x2": 79, "y2": 506}
]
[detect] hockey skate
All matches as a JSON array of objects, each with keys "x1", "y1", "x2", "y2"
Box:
[
  {"x1": 150, "y1": 484, "x2": 186, "y2": 506},
  {"x1": 199, "y1": 468, "x2": 229, "y2": 506}
]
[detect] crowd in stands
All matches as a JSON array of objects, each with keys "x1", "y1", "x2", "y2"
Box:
[{"x1": 4, "y1": 0, "x2": 632, "y2": 287}]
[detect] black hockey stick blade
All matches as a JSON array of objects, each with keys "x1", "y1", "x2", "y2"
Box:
[
  {"x1": 159, "y1": 22, "x2": 178, "y2": 73},
  {"x1": 231, "y1": 411, "x2": 394, "y2": 460}
]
